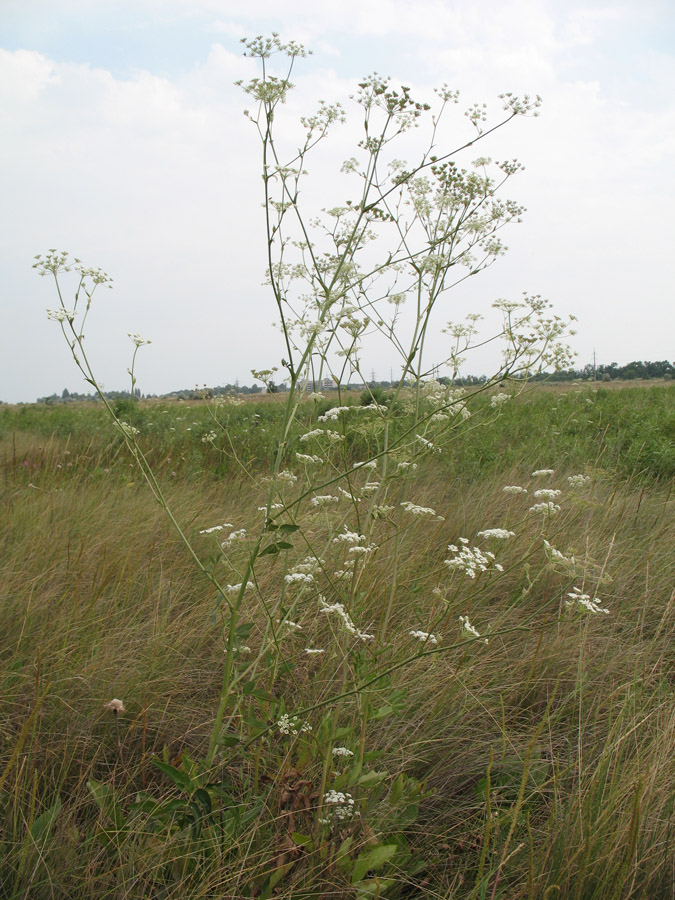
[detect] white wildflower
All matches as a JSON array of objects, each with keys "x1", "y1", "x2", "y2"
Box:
[
  {"x1": 361, "y1": 481, "x2": 380, "y2": 494},
  {"x1": 284, "y1": 572, "x2": 314, "y2": 585},
  {"x1": 567, "y1": 474, "x2": 591, "y2": 488},
  {"x1": 276, "y1": 470, "x2": 298, "y2": 483},
  {"x1": 128, "y1": 332, "x2": 152, "y2": 347},
  {"x1": 201, "y1": 431, "x2": 217, "y2": 443},
  {"x1": 445, "y1": 541, "x2": 503, "y2": 578},
  {"x1": 459, "y1": 615, "x2": 489, "y2": 644},
  {"x1": 47, "y1": 308, "x2": 76, "y2": 322},
  {"x1": 565, "y1": 587, "x2": 610, "y2": 615},
  {"x1": 310, "y1": 494, "x2": 339, "y2": 507},
  {"x1": 333, "y1": 528, "x2": 366, "y2": 545},
  {"x1": 105, "y1": 698, "x2": 125, "y2": 713},
  {"x1": 529, "y1": 502, "x2": 561, "y2": 516},
  {"x1": 400, "y1": 501, "x2": 445, "y2": 521},
  {"x1": 331, "y1": 747, "x2": 354, "y2": 758},
  {"x1": 503, "y1": 485, "x2": 527, "y2": 494},
  {"x1": 199, "y1": 522, "x2": 233, "y2": 534},
  {"x1": 533, "y1": 489, "x2": 562, "y2": 500},
  {"x1": 477, "y1": 529, "x2": 515, "y2": 540},
  {"x1": 531, "y1": 469, "x2": 555, "y2": 477},
  {"x1": 409, "y1": 630, "x2": 440, "y2": 645},
  {"x1": 306, "y1": 391, "x2": 325, "y2": 401},
  {"x1": 304, "y1": 647, "x2": 325, "y2": 655},
  {"x1": 277, "y1": 714, "x2": 312, "y2": 736},
  {"x1": 221, "y1": 528, "x2": 247, "y2": 548},
  {"x1": 296, "y1": 452, "x2": 324, "y2": 464},
  {"x1": 318, "y1": 406, "x2": 352, "y2": 421},
  {"x1": 490, "y1": 392, "x2": 510, "y2": 408},
  {"x1": 397, "y1": 461, "x2": 418, "y2": 471},
  {"x1": 226, "y1": 581, "x2": 254, "y2": 595},
  {"x1": 318, "y1": 595, "x2": 374, "y2": 641},
  {"x1": 353, "y1": 460, "x2": 377, "y2": 470},
  {"x1": 277, "y1": 618, "x2": 303, "y2": 630},
  {"x1": 321, "y1": 790, "x2": 357, "y2": 823},
  {"x1": 119, "y1": 421, "x2": 139, "y2": 438}
]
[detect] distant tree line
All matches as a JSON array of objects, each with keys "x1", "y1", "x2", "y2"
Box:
[{"x1": 31, "y1": 359, "x2": 675, "y2": 404}]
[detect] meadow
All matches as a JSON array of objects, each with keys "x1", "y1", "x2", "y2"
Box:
[{"x1": 2, "y1": 380, "x2": 675, "y2": 899}]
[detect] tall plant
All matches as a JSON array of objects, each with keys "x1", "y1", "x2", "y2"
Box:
[{"x1": 35, "y1": 35, "x2": 578, "y2": 895}]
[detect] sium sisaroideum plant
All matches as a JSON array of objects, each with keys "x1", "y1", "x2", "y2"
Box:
[{"x1": 33, "y1": 34, "x2": 593, "y2": 899}]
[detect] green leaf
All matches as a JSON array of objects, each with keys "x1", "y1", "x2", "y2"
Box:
[
  {"x1": 351, "y1": 843, "x2": 398, "y2": 883},
  {"x1": 216, "y1": 733, "x2": 241, "y2": 747},
  {"x1": 29, "y1": 796, "x2": 62, "y2": 842},
  {"x1": 87, "y1": 780, "x2": 126, "y2": 831},
  {"x1": 278, "y1": 524, "x2": 300, "y2": 534},
  {"x1": 259, "y1": 543, "x2": 281, "y2": 556},
  {"x1": 357, "y1": 770, "x2": 387, "y2": 787},
  {"x1": 152, "y1": 760, "x2": 192, "y2": 793}
]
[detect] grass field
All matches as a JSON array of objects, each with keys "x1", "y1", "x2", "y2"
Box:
[{"x1": 2, "y1": 381, "x2": 675, "y2": 899}]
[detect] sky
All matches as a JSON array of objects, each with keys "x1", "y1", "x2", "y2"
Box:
[{"x1": 1, "y1": 0, "x2": 674, "y2": 403}]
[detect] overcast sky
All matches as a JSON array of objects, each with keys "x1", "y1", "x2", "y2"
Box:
[{"x1": 2, "y1": 0, "x2": 674, "y2": 402}]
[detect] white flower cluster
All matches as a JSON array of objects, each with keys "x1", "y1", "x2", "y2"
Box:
[
  {"x1": 333, "y1": 528, "x2": 366, "y2": 545},
  {"x1": 543, "y1": 539, "x2": 577, "y2": 572},
  {"x1": 490, "y1": 392, "x2": 510, "y2": 408},
  {"x1": 277, "y1": 714, "x2": 312, "y2": 736},
  {"x1": 47, "y1": 308, "x2": 76, "y2": 322},
  {"x1": 409, "y1": 630, "x2": 440, "y2": 645},
  {"x1": 532, "y1": 468, "x2": 555, "y2": 477},
  {"x1": 445, "y1": 539, "x2": 504, "y2": 578},
  {"x1": 277, "y1": 618, "x2": 303, "y2": 630},
  {"x1": 299, "y1": 429, "x2": 343, "y2": 443},
  {"x1": 318, "y1": 406, "x2": 351, "y2": 421},
  {"x1": 565, "y1": 587, "x2": 609, "y2": 615},
  {"x1": 276, "y1": 470, "x2": 298, "y2": 483},
  {"x1": 119, "y1": 421, "x2": 139, "y2": 438},
  {"x1": 296, "y1": 452, "x2": 324, "y2": 464},
  {"x1": 529, "y1": 502, "x2": 561, "y2": 516},
  {"x1": 400, "y1": 501, "x2": 445, "y2": 521},
  {"x1": 459, "y1": 615, "x2": 489, "y2": 644},
  {"x1": 225, "y1": 581, "x2": 254, "y2": 595},
  {"x1": 567, "y1": 474, "x2": 591, "y2": 488},
  {"x1": 201, "y1": 431, "x2": 217, "y2": 443},
  {"x1": 199, "y1": 522, "x2": 233, "y2": 535},
  {"x1": 331, "y1": 747, "x2": 354, "y2": 758},
  {"x1": 319, "y1": 596, "x2": 374, "y2": 641},
  {"x1": 284, "y1": 572, "x2": 314, "y2": 585},
  {"x1": 310, "y1": 494, "x2": 339, "y2": 507},
  {"x1": 304, "y1": 647, "x2": 325, "y2": 655},
  {"x1": 477, "y1": 528, "x2": 515, "y2": 540},
  {"x1": 221, "y1": 528, "x2": 247, "y2": 548},
  {"x1": 397, "y1": 461, "x2": 418, "y2": 472},
  {"x1": 361, "y1": 482, "x2": 380, "y2": 494},
  {"x1": 321, "y1": 790, "x2": 358, "y2": 823},
  {"x1": 128, "y1": 332, "x2": 152, "y2": 347},
  {"x1": 353, "y1": 460, "x2": 377, "y2": 470},
  {"x1": 416, "y1": 434, "x2": 441, "y2": 453},
  {"x1": 503, "y1": 485, "x2": 527, "y2": 494},
  {"x1": 533, "y1": 489, "x2": 561, "y2": 500}
]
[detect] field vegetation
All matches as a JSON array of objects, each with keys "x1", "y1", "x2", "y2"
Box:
[
  {"x1": 2, "y1": 382, "x2": 675, "y2": 898},
  {"x1": 3, "y1": 34, "x2": 675, "y2": 900}
]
